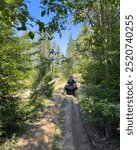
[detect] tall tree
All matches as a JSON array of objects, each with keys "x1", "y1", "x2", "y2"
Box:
[
  {"x1": 0, "y1": 26, "x2": 33, "y2": 136},
  {"x1": 54, "y1": 45, "x2": 62, "y2": 76},
  {"x1": 76, "y1": 0, "x2": 120, "y2": 137}
]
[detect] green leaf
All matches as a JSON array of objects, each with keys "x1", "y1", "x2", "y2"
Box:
[
  {"x1": 28, "y1": 31, "x2": 34, "y2": 39},
  {"x1": 41, "y1": 10, "x2": 46, "y2": 17},
  {"x1": 17, "y1": 27, "x2": 22, "y2": 31},
  {"x1": 21, "y1": 22, "x2": 27, "y2": 30},
  {"x1": 37, "y1": 21, "x2": 45, "y2": 32}
]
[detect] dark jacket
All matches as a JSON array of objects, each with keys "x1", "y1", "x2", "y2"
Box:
[{"x1": 67, "y1": 79, "x2": 76, "y2": 86}]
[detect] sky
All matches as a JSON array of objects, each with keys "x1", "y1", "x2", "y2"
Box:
[
  {"x1": 53, "y1": 24, "x2": 81, "y2": 55},
  {"x1": 25, "y1": 0, "x2": 81, "y2": 55}
]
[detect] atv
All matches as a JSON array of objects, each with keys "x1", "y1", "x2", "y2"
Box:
[{"x1": 63, "y1": 83, "x2": 78, "y2": 97}]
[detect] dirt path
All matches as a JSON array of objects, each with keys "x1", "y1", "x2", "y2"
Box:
[
  {"x1": 59, "y1": 95, "x2": 91, "y2": 150},
  {"x1": 15, "y1": 87, "x2": 91, "y2": 150},
  {"x1": 15, "y1": 104, "x2": 57, "y2": 150}
]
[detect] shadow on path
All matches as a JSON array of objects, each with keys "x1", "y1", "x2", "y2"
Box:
[{"x1": 15, "y1": 106, "x2": 57, "y2": 150}]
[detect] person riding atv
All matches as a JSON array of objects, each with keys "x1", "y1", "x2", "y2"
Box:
[{"x1": 64, "y1": 76, "x2": 78, "y2": 96}]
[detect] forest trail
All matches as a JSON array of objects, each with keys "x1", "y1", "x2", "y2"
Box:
[
  {"x1": 15, "y1": 78, "x2": 92, "y2": 150},
  {"x1": 59, "y1": 95, "x2": 91, "y2": 150},
  {"x1": 15, "y1": 98, "x2": 58, "y2": 150}
]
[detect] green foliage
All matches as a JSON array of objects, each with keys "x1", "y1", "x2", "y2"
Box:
[
  {"x1": 61, "y1": 57, "x2": 73, "y2": 78},
  {"x1": 23, "y1": 69, "x2": 38, "y2": 88},
  {"x1": 77, "y1": 0, "x2": 120, "y2": 137},
  {"x1": 61, "y1": 34, "x2": 80, "y2": 77},
  {"x1": 35, "y1": 72, "x2": 54, "y2": 97},
  {"x1": 54, "y1": 45, "x2": 62, "y2": 76},
  {"x1": 0, "y1": 133, "x2": 16, "y2": 150},
  {"x1": 80, "y1": 96, "x2": 119, "y2": 126},
  {"x1": 32, "y1": 36, "x2": 54, "y2": 98},
  {"x1": 0, "y1": 97, "x2": 24, "y2": 135},
  {"x1": 0, "y1": 0, "x2": 48, "y2": 38},
  {"x1": 28, "y1": 31, "x2": 34, "y2": 39},
  {"x1": 0, "y1": 24, "x2": 34, "y2": 138},
  {"x1": 0, "y1": 0, "x2": 120, "y2": 141}
]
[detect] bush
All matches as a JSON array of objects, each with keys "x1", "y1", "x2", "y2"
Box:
[
  {"x1": 0, "y1": 96, "x2": 23, "y2": 136},
  {"x1": 33, "y1": 72, "x2": 54, "y2": 97},
  {"x1": 0, "y1": 133, "x2": 16, "y2": 150},
  {"x1": 80, "y1": 92, "x2": 119, "y2": 137}
]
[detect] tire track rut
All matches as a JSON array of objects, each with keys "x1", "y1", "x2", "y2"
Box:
[{"x1": 61, "y1": 96, "x2": 91, "y2": 150}]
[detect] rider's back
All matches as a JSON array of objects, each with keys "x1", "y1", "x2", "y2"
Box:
[{"x1": 67, "y1": 79, "x2": 76, "y2": 86}]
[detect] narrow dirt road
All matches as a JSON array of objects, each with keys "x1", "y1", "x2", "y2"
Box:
[
  {"x1": 59, "y1": 94, "x2": 91, "y2": 150},
  {"x1": 15, "y1": 103, "x2": 58, "y2": 150},
  {"x1": 15, "y1": 84, "x2": 92, "y2": 150}
]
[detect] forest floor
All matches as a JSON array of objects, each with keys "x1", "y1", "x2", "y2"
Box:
[{"x1": 14, "y1": 78, "x2": 119, "y2": 150}]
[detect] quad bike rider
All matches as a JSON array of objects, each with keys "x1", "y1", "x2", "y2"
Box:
[{"x1": 64, "y1": 76, "x2": 78, "y2": 96}]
